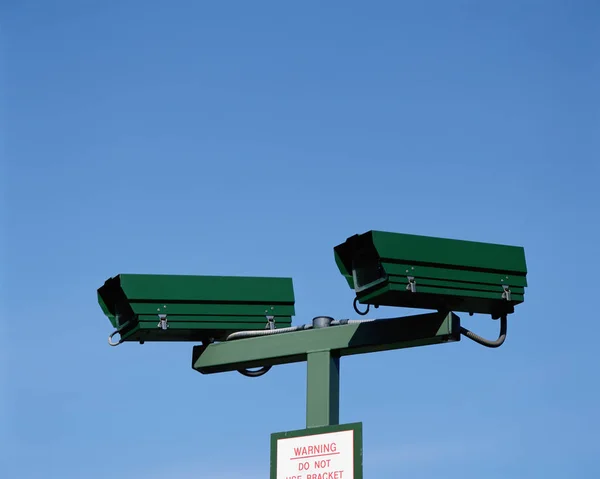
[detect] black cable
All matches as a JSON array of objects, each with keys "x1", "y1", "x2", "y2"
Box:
[
  {"x1": 237, "y1": 366, "x2": 272, "y2": 377},
  {"x1": 460, "y1": 315, "x2": 507, "y2": 348},
  {"x1": 353, "y1": 296, "x2": 370, "y2": 316}
]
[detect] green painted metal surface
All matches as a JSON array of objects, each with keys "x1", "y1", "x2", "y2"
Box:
[
  {"x1": 192, "y1": 311, "x2": 459, "y2": 374},
  {"x1": 97, "y1": 273, "x2": 295, "y2": 343},
  {"x1": 334, "y1": 230, "x2": 527, "y2": 317},
  {"x1": 306, "y1": 350, "x2": 340, "y2": 428}
]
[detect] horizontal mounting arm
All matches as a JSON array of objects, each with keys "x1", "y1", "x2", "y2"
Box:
[{"x1": 192, "y1": 311, "x2": 461, "y2": 374}]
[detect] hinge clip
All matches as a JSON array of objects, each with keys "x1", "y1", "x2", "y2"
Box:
[
  {"x1": 157, "y1": 314, "x2": 169, "y2": 330},
  {"x1": 501, "y1": 284, "x2": 511, "y2": 301}
]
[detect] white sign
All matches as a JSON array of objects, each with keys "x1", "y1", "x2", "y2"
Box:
[{"x1": 276, "y1": 429, "x2": 355, "y2": 479}]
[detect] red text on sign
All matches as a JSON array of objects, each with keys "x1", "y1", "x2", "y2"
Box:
[{"x1": 293, "y1": 442, "x2": 337, "y2": 459}]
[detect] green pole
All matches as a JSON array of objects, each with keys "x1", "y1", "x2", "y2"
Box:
[{"x1": 306, "y1": 349, "x2": 340, "y2": 428}]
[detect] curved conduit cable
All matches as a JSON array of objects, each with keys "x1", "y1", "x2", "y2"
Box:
[
  {"x1": 227, "y1": 324, "x2": 312, "y2": 341},
  {"x1": 237, "y1": 366, "x2": 272, "y2": 377},
  {"x1": 460, "y1": 315, "x2": 508, "y2": 348},
  {"x1": 331, "y1": 318, "x2": 377, "y2": 325},
  {"x1": 353, "y1": 297, "x2": 370, "y2": 316}
]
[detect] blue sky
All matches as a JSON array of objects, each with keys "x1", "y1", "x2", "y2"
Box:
[{"x1": 2, "y1": 0, "x2": 599, "y2": 477}]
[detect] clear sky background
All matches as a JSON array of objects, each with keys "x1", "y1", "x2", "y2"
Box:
[{"x1": 2, "y1": 1, "x2": 599, "y2": 478}]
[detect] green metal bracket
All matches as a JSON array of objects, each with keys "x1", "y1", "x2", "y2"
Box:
[
  {"x1": 192, "y1": 311, "x2": 459, "y2": 373},
  {"x1": 192, "y1": 311, "x2": 461, "y2": 428}
]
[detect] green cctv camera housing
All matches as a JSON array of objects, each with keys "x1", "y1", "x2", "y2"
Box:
[
  {"x1": 334, "y1": 231, "x2": 527, "y2": 318},
  {"x1": 97, "y1": 274, "x2": 295, "y2": 343}
]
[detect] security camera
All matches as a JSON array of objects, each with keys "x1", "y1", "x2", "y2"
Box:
[
  {"x1": 98, "y1": 274, "x2": 295, "y2": 345},
  {"x1": 334, "y1": 231, "x2": 527, "y2": 319}
]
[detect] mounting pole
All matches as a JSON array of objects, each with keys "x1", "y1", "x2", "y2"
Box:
[
  {"x1": 306, "y1": 349, "x2": 340, "y2": 428},
  {"x1": 306, "y1": 317, "x2": 340, "y2": 428}
]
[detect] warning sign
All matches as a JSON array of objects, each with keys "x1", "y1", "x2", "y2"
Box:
[{"x1": 271, "y1": 423, "x2": 362, "y2": 479}]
